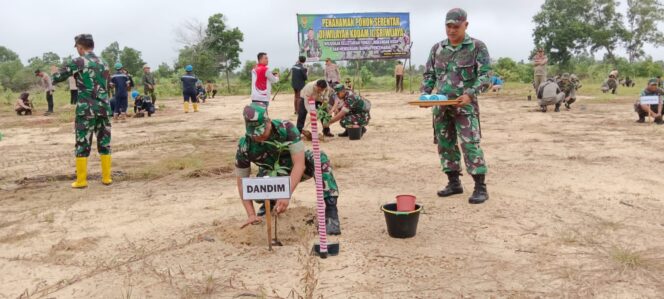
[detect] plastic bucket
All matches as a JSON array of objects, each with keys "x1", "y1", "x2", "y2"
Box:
[
  {"x1": 396, "y1": 194, "x2": 416, "y2": 212},
  {"x1": 382, "y1": 203, "x2": 422, "y2": 238},
  {"x1": 348, "y1": 127, "x2": 362, "y2": 140}
]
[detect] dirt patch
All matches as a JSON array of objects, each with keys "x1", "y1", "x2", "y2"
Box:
[{"x1": 207, "y1": 206, "x2": 316, "y2": 247}]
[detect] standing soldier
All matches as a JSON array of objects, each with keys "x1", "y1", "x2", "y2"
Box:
[
  {"x1": 328, "y1": 84, "x2": 371, "y2": 136},
  {"x1": 395, "y1": 61, "x2": 405, "y2": 93},
  {"x1": 181, "y1": 65, "x2": 199, "y2": 113},
  {"x1": 421, "y1": 8, "x2": 491, "y2": 204},
  {"x1": 51, "y1": 34, "x2": 112, "y2": 188},
  {"x1": 532, "y1": 48, "x2": 548, "y2": 91},
  {"x1": 142, "y1": 65, "x2": 157, "y2": 107}
]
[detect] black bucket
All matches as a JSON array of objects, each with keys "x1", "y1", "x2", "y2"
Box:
[
  {"x1": 382, "y1": 203, "x2": 422, "y2": 238},
  {"x1": 348, "y1": 127, "x2": 362, "y2": 140}
]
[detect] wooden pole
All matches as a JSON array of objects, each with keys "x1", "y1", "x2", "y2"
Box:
[
  {"x1": 265, "y1": 200, "x2": 273, "y2": 251},
  {"x1": 408, "y1": 56, "x2": 414, "y2": 94}
]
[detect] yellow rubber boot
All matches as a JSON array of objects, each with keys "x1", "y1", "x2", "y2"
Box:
[
  {"x1": 184, "y1": 102, "x2": 190, "y2": 113},
  {"x1": 101, "y1": 154, "x2": 113, "y2": 185},
  {"x1": 71, "y1": 157, "x2": 88, "y2": 188},
  {"x1": 193, "y1": 103, "x2": 199, "y2": 112}
]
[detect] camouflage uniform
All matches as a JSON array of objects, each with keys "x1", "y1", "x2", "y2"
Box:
[
  {"x1": 421, "y1": 34, "x2": 491, "y2": 175},
  {"x1": 52, "y1": 52, "x2": 111, "y2": 157},
  {"x1": 235, "y1": 119, "x2": 339, "y2": 199},
  {"x1": 339, "y1": 90, "x2": 371, "y2": 128},
  {"x1": 558, "y1": 75, "x2": 577, "y2": 107},
  {"x1": 635, "y1": 85, "x2": 664, "y2": 123}
]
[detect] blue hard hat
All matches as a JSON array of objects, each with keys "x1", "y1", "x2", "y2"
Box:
[
  {"x1": 131, "y1": 90, "x2": 139, "y2": 98},
  {"x1": 185, "y1": 65, "x2": 193, "y2": 72},
  {"x1": 114, "y1": 62, "x2": 123, "y2": 70}
]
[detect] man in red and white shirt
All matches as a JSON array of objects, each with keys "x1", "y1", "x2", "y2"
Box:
[{"x1": 251, "y1": 52, "x2": 279, "y2": 108}]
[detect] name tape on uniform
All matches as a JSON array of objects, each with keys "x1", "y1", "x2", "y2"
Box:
[
  {"x1": 241, "y1": 176, "x2": 291, "y2": 200},
  {"x1": 640, "y1": 96, "x2": 660, "y2": 105}
]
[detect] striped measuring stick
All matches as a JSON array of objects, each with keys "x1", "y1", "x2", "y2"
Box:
[{"x1": 307, "y1": 97, "x2": 328, "y2": 254}]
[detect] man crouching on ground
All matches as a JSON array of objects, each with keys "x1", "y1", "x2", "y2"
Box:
[{"x1": 235, "y1": 103, "x2": 341, "y2": 235}]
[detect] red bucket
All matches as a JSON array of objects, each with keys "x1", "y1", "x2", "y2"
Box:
[{"x1": 396, "y1": 194, "x2": 416, "y2": 212}]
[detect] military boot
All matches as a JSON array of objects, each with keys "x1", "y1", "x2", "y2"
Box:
[
  {"x1": 540, "y1": 105, "x2": 547, "y2": 113},
  {"x1": 554, "y1": 103, "x2": 561, "y2": 112},
  {"x1": 324, "y1": 196, "x2": 341, "y2": 235},
  {"x1": 469, "y1": 174, "x2": 489, "y2": 204},
  {"x1": 361, "y1": 126, "x2": 367, "y2": 136},
  {"x1": 437, "y1": 171, "x2": 463, "y2": 197},
  {"x1": 337, "y1": 129, "x2": 349, "y2": 137},
  {"x1": 636, "y1": 113, "x2": 646, "y2": 123}
]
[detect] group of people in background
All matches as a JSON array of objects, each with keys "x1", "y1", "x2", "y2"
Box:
[{"x1": 533, "y1": 48, "x2": 581, "y2": 112}]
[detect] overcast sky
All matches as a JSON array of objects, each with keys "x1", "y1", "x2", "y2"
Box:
[{"x1": 1, "y1": 0, "x2": 662, "y2": 70}]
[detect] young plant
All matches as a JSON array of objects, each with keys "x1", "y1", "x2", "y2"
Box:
[{"x1": 260, "y1": 140, "x2": 293, "y2": 176}]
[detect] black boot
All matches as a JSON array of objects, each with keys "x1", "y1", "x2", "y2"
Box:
[
  {"x1": 437, "y1": 171, "x2": 464, "y2": 197},
  {"x1": 324, "y1": 196, "x2": 341, "y2": 235},
  {"x1": 256, "y1": 200, "x2": 276, "y2": 217},
  {"x1": 636, "y1": 113, "x2": 646, "y2": 123},
  {"x1": 361, "y1": 126, "x2": 367, "y2": 136},
  {"x1": 337, "y1": 129, "x2": 349, "y2": 137},
  {"x1": 469, "y1": 175, "x2": 489, "y2": 204},
  {"x1": 656, "y1": 116, "x2": 663, "y2": 125},
  {"x1": 565, "y1": 102, "x2": 571, "y2": 110},
  {"x1": 554, "y1": 103, "x2": 561, "y2": 112},
  {"x1": 323, "y1": 127, "x2": 334, "y2": 137},
  {"x1": 540, "y1": 105, "x2": 547, "y2": 113}
]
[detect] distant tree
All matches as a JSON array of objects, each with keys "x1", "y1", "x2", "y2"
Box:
[
  {"x1": 533, "y1": 0, "x2": 594, "y2": 70},
  {"x1": 156, "y1": 62, "x2": 173, "y2": 78},
  {"x1": 0, "y1": 46, "x2": 19, "y2": 63},
  {"x1": 0, "y1": 60, "x2": 35, "y2": 91},
  {"x1": 586, "y1": 0, "x2": 626, "y2": 61},
  {"x1": 101, "y1": 42, "x2": 120, "y2": 66},
  {"x1": 119, "y1": 47, "x2": 145, "y2": 76},
  {"x1": 27, "y1": 52, "x2": 61, "y2": 72},
  {"x1": 238, "y1": 60, "x2": 256, "y2": 82},
  {"x1": 624, "y1": 0, "x2": 664, "y2": 62},
  {"x1": 204, "y1": 13, "x2": 244, "y2": 93}
]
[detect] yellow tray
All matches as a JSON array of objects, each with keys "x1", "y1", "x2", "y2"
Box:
[{"x1": 408, "y1": 100, "x2": 461, "y2": 107}]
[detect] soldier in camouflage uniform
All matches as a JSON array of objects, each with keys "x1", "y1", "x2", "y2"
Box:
[
  {"x1": 235, "y1": 103, "x2": 341, "y2": 235},
  {"x1": 635, "y1": 78, "x2": 663, "y2": 124},
  {"x1": 558, "y1": 73, "x2": 577, "y2": 110},
  {"x1": 421, "y1": 8, "x2": 490, "y2": 204},
  {"x1": 51, "y1": 34, "x2": 113, "y2": 188},
  {"x1": 328, "y1": 83, "x2": 371, "y2": 137}
]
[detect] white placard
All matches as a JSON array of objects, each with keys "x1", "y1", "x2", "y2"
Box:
[
  {"x1": 640, "y1": 96, "x2": 660, "y2": 105},
  {"x1": 241, "y1": 176, "x2": 291, "y2": 200}
]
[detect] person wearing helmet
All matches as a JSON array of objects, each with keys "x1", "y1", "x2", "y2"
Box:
[
  {"x1": 196, "y1": 80, "x2": 207, "y2": 103},
  {"x1": 50, "y1": 33, "x2": 113, "y2": 188},
  {"x1": 180, "y1": 65, "x2": 199, "y2": 113},
  {"x1": 328, "y1": 83, "x2": 371, "y2": 137},
  {"x1": 132, "y1": 90, "x2": 155, "y2": 117},
  {"x1": 142, "y1": 64, "x2": 157, "y2": 107},
  {"x1": 109, "y1": 62, "x2": 130, "y2": 121},
  {"x1": 558, "y1": 73, "x2": 577, "y2": 110}
]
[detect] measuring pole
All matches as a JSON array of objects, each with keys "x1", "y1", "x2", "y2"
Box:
[{"x1": 307, "y1": 96, "x2": 328, "y2": 256}]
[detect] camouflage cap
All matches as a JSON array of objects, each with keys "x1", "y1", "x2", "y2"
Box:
[
  {"x1": 243, "y1": 103, "x2": 268, "y2": 137},
  {"x1": 561, "y1": 73, "x2": 570, "y2": 80},
  {"x1": 648, "y1": 78, "x2": 658, "y2": 85},
  {"x1": 446, "y1": 8, "x2": 467, "y2": 25},
  {"x1": 333, "y1": 83, "x2": 346, "y2": 92},
  {"x1": 74, "y1": 34, "x2": 94, "y2": 46},
  {"x1": 570, "y1": 74, "x2": 578, "y2": 80}
]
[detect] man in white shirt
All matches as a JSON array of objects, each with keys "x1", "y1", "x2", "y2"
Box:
[{"x1": 251, "y1": 52, "x2": 279, "y2": 108}]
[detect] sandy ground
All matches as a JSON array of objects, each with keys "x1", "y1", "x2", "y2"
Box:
[{"x1": 1, "y1": 91, "x2": 663, "y2": 298}]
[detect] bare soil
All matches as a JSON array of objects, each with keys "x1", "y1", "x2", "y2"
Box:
[{"x1": 1, "y1": 91, "x2": 663, "y2": 298}]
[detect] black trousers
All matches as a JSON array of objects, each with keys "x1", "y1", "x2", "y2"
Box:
[
  {"x1": 46, "y1": 92, "x2": 54, "y2": 112},
  {"x1": 70, "y1": 90, "x2": 78, "y2": 105},
  {"x1": 297, "y1": 98, "x2": 324, "y2": 133}
]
